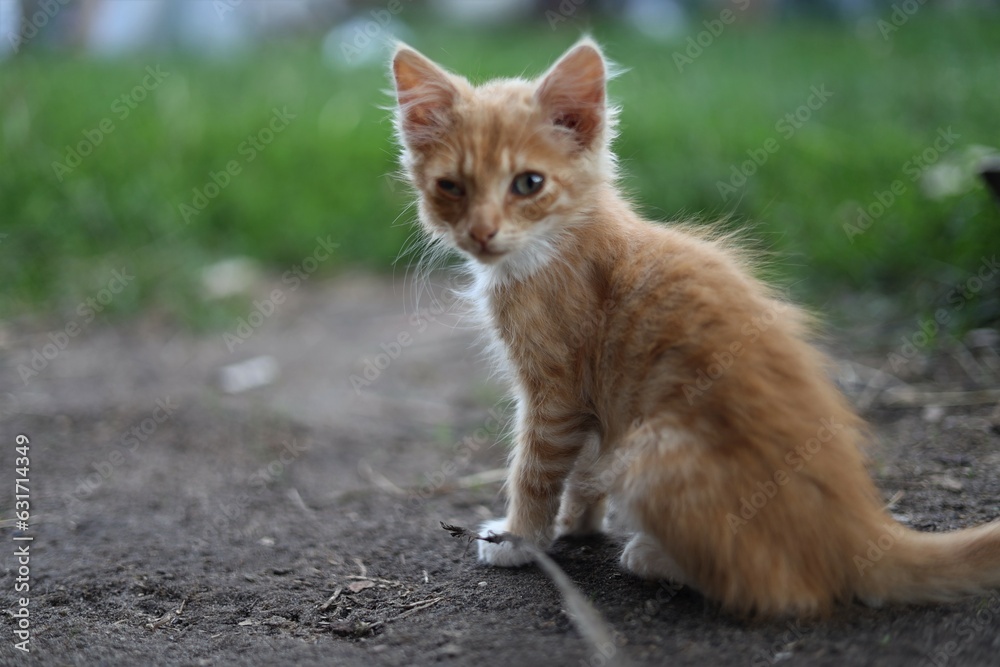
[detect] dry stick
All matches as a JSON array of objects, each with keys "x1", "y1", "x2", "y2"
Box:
[
  {"x1": 947, "y1": 341, "x2": 997, "y2": 386},
  {"x1": 357, "y1": 459, "x2": 407, "y2": 497},
  {"x1": 455, "y1": 468, "x2": 507, "y2": 489},
  {"x1": 884, "y1": 490, "x2": 905, "y2": 511},
  {"x1": 441, "y1": 523, "x2": 631, "y2": 667},
  {"x1": 359, "y1": 460, "x2": 506, "y2": 498},
  {"x1": 318, "y1": 586, "x2": 343, "y2": 612},
  {"x1": 146, "y1": 598, "x2": 188, "y2": 630},
  {"x1": 366, "y1": 597, "x2": 445, "y2": 632},
  {"x1": 879, "y1": 387, "x2": 1000, "y2": 408},
  {"x1": 854, "y1": 362, "x2": 896, "y2": 412},
  {"x1": 287, "y1": 487, "x2": 317, "y2": 519}
]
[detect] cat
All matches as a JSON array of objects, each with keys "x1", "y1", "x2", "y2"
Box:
[{"x1": 389, "y1": 37, "x2": 1000, "y2": 617}]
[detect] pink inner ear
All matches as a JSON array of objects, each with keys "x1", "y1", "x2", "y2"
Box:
[
  {"x1": 393, "y1": 48, "x2": 458, "y2": 145},
  {"x1": 537, "y1": 44, "x2": 607, "y2": 148},
  {"x1": 554, "y1": 114, "x2": 579, "y2": 130}
]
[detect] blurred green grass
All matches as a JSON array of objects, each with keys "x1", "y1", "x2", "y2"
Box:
[{"x1": 1, "y1": 11, "x2": 998, "y2": 329}]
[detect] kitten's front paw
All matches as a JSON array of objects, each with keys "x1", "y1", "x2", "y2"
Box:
[{"x1": 476, "y1": 518, "x2": 537, "y2": 567}]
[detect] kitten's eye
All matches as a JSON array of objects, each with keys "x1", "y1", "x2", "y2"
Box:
[
  {"x1": 511, "y1": 172, "x2": 544, "y2": 197},
  {"x1": 436, "y1": 178, "x2": 465, "y2": 199}
]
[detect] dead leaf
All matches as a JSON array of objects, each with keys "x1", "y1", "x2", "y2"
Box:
[{"x1": 348, "y1": 580, "x2": 376, "y2": 593}]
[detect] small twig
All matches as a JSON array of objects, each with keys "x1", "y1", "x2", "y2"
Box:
[
  {"x1": 353, "y1": 558, "x2": 367, "y2": 579},
  {"x1": 358, "y1": 459, "x2": 407, "y2": 497},
  {"x1": 287, "y1": 488, "x2": 317, "y2": 519},
  {"x1": 147, "y1": 613, "x2": 173, "y2": 630},
  {"x1": 441, "y1": 522, "x2": 630, "y2": 667},
  {"x1": 854, "y1": 363, "x2": 897, "y2": 411},
  {"x1": 884, "y1": 490, "x2": 905, "y2": 510},
  {"x1": 455, "y1": 468, "x2": 507, "y2": 489},
  {"x1": 318, "y1": 586, "x2": 343, "y2": 612},
  {"x1": 879, "y1": 387, "x2": 1000, "y2": 408},
  {"x1": 371, "y1": 597, "x2": 445, "y2": 630},
  {"x1": 146, "y1": 598, "x2": 187, "y2": 631},
  {"x1": 345, "y1": 576, "x2": 403, "y2": 587},
  {"x1": 331, "y1": 596, "x2": 445, "y2": 637},
  {"x1": 400, "y1": 596, "x2": 443, "y2": 611},
  {"x1": 947, "y1": 340, "x2": 997, "y2": 386}
]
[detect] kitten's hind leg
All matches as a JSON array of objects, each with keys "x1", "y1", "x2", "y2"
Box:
[
  {"x1": 557, "y1": 485, "x2": 607, "y2": 537},
  {"x1": 556, "y1": 434, "x2": 608, "y2": 538},
  {"x1": 620, "y1": 532, "x2": 688, "y2": 584}
]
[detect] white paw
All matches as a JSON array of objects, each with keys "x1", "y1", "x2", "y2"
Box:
[
  {"x1": 476, "y1": 518, "x2": 536, "y2": 567},
  {"x1": 620, "y1": 533, "x2": 687, "y2": 583}
]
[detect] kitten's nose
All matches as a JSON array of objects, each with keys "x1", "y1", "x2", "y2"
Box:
[{"x1": 469, "y1": 226, "x2": 498, "y2": 249}]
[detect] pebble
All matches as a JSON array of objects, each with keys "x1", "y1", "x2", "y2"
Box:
[
  {"x1": 965, "y1": 328, "x2": 999, "y2": 350},
  {"x1": 218, "y1": 355, "x2": 279, "y2": 394},
  {"x1": 200, "y1": 257, "x2": 261, "y2": 299},
  {"x1": 437, "y1": 643, "x2": 462, "y2": 657},
  {"x1": 929, "y1": 474, "x2": 964, "y2": 493},
  {"x1": 922, "y1": 405, "x2": 945, "y2": 423}
]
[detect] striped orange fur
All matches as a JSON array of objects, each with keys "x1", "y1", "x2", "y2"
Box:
[{"x1": 390, "y1": 38, "x2": 1000, "y2": 617}]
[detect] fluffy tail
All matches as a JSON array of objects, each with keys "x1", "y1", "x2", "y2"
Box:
[{"x1": 856, "y1": 520, "x2": 1000, "y2": 606}]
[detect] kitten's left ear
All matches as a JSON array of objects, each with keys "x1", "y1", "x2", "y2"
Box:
[
  {"x1": 392, "y1": 44, "x2": 460, "y2": 150},
  {"x1": 535, "y1": 39, "x2": 608, "y2": 150}
]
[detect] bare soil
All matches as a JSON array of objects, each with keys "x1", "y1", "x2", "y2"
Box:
[{"x1": 2, "y1": 274, "x2": 1000, "y2": 666}]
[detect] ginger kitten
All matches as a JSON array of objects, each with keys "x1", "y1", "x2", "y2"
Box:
[{"x1": 390, "y1": 38, "x2": 1000, "y2": 616}]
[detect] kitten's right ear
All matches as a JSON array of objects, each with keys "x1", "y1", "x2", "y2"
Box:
[
  {"x1": 535, "y1": 39, "x2": 608, "y2": 150},
  {"x1": 392, "y1": 44, "x2": 459, "y2": 149}
]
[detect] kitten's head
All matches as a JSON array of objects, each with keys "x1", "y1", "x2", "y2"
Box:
[{"x1": 390, "y1": 39, "x2": 616, "y2": 277}]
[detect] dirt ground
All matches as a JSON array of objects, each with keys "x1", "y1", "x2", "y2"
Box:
[{"x1": 2, "y1": 273, "x2": 1000, "y2": 666}]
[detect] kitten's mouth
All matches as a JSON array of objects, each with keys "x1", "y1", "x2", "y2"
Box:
[{"x1": 473, "y1": 246, "x2": 507, "y2": 262}]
